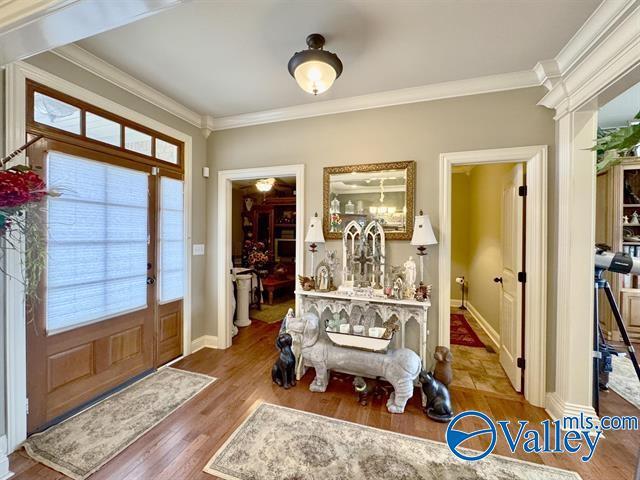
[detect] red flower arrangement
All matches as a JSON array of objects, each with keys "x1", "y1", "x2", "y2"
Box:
[
  {"x1": 243, "y1": 240, "x2": 270, "y2": 268},
  {"x1": 0, "y1": 166, "x2": 51, "y2": 233}
]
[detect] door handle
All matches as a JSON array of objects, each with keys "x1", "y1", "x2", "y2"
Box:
[
  {"x1": 493, "y1": 277, "x2": 503, "y2": 284},
  {"x1": 147, "y1": 277, "x2": 156, "y2": 285}
]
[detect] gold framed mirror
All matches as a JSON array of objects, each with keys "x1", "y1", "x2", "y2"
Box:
[{"x1": 323, "y1": 161, "x2": 416, "y2": 240}]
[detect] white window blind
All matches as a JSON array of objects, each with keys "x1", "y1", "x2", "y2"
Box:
[
  {"x1": 159, "y1": 177, "x2": 184, "y2": 303},
  {"x1": 46, "y1": 152, "x2": 149, "y2": 333}
]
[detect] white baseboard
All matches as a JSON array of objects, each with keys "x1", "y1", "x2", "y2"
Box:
[
  {"x1": 191, "y1": 335, "x2": 219, "y2": 353},
  {"x1": 545, "y1": 392, "x2": 599, "y2": 426},
  {"x1": 0, "y1": 436, "x2": 13, "y2": 480},
  {"x1": 450, "y1": 298, "x2": 462, "y2": 308}
]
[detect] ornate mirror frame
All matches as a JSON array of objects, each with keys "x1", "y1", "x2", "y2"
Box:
[{"x1": 323, "y1": 161, "x2": 416, "y2": 240}]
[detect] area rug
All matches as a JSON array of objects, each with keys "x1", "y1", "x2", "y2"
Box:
[
  {"x1": 203, "y1": 403, "x2": 581, "y2": 480},
  {"x1": 451, "y1": 313, "x2": 485, "y2": 348},
  {"x1": 609, "y1": 354, "x2": 640, "y2": 409},
  {"x1": 24, "y1": 367, "x2": 216, "y2": 480},
  {"x1": 250, "y1": 300, "x2": 294, "y2": 324}
]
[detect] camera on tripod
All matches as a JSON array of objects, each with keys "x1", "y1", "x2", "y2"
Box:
[{"x1": 594, "y1": 245, "x2": 640, "y2": 412}]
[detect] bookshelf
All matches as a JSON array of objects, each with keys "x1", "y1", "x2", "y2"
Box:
[{"x1": 600, "y1": 158, "x2": 640, "y2": 341}]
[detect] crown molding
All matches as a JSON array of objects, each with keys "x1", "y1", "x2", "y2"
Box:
[
  {"x1": 52, "y1": 43, "x2": 204, "y2": 128},
  {"x1": 209, "y1": 70, "x2": 539, "y2": 130},
  {"x1": 553, "y1": 0, "x2": 637, "y2": 75},
  {"x1": 538, "y1": 1, "x2": 640, "y2": 115}
]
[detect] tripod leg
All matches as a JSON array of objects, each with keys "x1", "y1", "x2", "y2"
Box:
[
  {"x1": 603, "y1": 283, "x2": 640, "y2": 382},
  {"x1": 594, "y1": 281, "x2": 600, "y2": 413}
]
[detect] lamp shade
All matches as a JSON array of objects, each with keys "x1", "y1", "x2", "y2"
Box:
[
  {"x1": 288, "y1": 34, "x2": 343, "y2": 96},
  {"x1": 411, "y1": 214, "x2": 438, "y2": 246},
  {"x1": 305, "y1": 213, "x2": 325, "y2": 244}
]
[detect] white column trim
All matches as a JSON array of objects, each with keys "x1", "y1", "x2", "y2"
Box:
[
  {"x1": 0, "y1": 435, "x2": 12, "y2": 479},
  {"x1": 4, "y1": 60, "x2": 194, "y2": 452},
  {"x1": 216, "y1": 165, "x2": 305, "y2": 349},
  {"x1": 438, "y1": 145, "x2": 548, "y2": 407}
]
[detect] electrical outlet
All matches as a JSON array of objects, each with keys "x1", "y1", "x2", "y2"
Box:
[{"x1": 192, "y1": 244, "x2": 205, "y2": 256}]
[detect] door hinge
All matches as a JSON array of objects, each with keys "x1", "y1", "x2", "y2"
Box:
[
  {"x1": 518, "y1": 271, "x2": 527, "y2": 283},
  {"x1": 517, "y1": 357, "x2": 526, "y2": 369},
  {"x1": 26, "y1": 397, "x2": 29, "y2": 414},
  {"x1": 151, "y1": 166, "x2": 158, "y2": 176},
  {"x1": 518, "y1": 185, "x2": 527, "y2": 196}
]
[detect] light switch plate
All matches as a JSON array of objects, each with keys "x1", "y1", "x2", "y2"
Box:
[{"x1": 192, "y1": 244, "x2": 205, "y2": 256}]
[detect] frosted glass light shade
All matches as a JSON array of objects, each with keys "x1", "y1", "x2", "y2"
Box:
[
  {"x1": 411, "y1": 214, "x2": 438, "y2": 246},
  {"x1": 293, "y1": 61, "x2": 337, "y2": 95}
]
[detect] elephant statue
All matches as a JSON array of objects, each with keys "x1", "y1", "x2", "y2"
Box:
[{"x1": 287, "y1": 312, "x2": 421, "y2": 413}]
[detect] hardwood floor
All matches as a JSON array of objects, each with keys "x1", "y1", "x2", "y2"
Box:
[{"x1": 10, "y1": 320, "x2": 639, "y2": 479}]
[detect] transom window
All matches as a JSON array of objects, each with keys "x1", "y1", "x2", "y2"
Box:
[{"x1": 28, "y1": 80, "x2": 183, "y2": 170}]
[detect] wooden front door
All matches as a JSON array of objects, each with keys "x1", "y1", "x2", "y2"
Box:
[{"x1": 27, "y1": 141, "x2": 158, "y2": 433}]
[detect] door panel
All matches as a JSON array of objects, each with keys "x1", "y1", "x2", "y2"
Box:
[
  {"x1": 27, "y1": 141, "x2": 156, "y2": 433},
  {"x1": 499, "y1": 164, "x2": 524, "y2": 392},
  {"x1": 157, "y1": 301, "x2": 183, "y2": 366}
]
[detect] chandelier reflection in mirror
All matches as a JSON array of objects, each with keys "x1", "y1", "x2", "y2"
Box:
[{"x1": 256, "y1": 177, "x2": 275, "y2": 192}]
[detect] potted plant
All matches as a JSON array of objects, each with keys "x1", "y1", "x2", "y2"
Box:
[{"x1": 592, "y1": 111, "x2": 640, "y2": 172}]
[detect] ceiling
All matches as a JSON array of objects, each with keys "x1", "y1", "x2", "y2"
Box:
[
  {"x1": 599, "y1": 81, "x2": 640, "y2": 129},
  {"x1": 77, "y1": 0, "x2": 601, "y2": 118}
]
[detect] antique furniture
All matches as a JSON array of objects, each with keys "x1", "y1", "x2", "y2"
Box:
[
  {"x1": 323, "y1": 161, "x2": 416, "y2": 240},
  {"x1": 295, "y1": 289, "x2": 431, "y2": 369},
  {"x1": 286, "y1": 312, "x2": 421, "y2": 413},
  {"x1": 262, "y1": 276, "x2": 296, "y2": 305},
  {"x1": 597, "y1": 157, "x2": 640, "y2": 341}
]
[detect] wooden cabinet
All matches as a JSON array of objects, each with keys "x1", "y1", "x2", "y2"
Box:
[{"x1": 601, "y1": 158, "x2": 640, "y2": 341}]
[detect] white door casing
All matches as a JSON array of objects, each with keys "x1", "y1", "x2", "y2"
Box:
[
  {"x1": 439, "y1": 145, "x2": 547, "y2": 408},
  {"x1": 499, "y1": 164, "x2": 524, "y2": 392}
]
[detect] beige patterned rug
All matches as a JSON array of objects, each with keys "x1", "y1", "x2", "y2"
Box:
[
  {"x1": 24, "y1": 367, "x2": 216, "y2": 480},
  {"x1": 610, "y1": 354, "x2": 640, "y2": 409},
  {"x1": 204, "y1": 403, "x2": 581, "y2": 480}
]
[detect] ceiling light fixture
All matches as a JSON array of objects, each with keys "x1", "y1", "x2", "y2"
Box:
[
  {"x1": 288, "y1": 33, "x2": 343, "y2": 96},
  {"x1": 256, "y1": 177, "x2": 276, "y2": 192}
]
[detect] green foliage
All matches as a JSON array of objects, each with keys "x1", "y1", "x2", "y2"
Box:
[{"x1": 593, "y1": 110, "x2": 640, "y2": 172}]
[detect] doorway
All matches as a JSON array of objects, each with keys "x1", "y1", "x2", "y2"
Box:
[
  {"x1": 231, "y1": 177, "x2": 297, "y2": 332},
  {"x1": 217, "y1": 165, "x2": 305, "y2": 349},
  {"x1": 449, "y1": 163, "x2": 524, "y2": 397},
  {"x1": 438, "y1": 145, "x2": 547, "y2": 408}
]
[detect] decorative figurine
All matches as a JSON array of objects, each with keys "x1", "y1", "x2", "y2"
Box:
[
  {"x1": 271, "y1": 333, "x2": 297, "y2": 389},
  {"x1": 632, "y1": 211, "x2": 640, "y2": 225},
  {"x1": 353, "y1": 376, "x2": 371, "y2": 406},
  {"x1": 382, "y1": 318, "x2": 400, "y2": 339},
  {"x1": 433, "y1": 346, "x2": 454, "y2": 387},
  {"x1": 330, "y1": 195, "x2": 341, "y2": 214},
  {"x1": 419, "y1": 370, "x2": 454, "y2": 422},
  {"x1": 624, "y1": 215, "x2": 630, "y2": 225},
  {"x1": 298, "y1": 275, "x2": 315, "y2": 291},
  {"x1": 404, "y1": 256, "x2": 417, "y2": 289},
  {"x1": 392, "y1": 276, "x2": 405, "y2": 300},
  {"x1": 287, "y1": 313, "x2": 421, "y2": 413}
]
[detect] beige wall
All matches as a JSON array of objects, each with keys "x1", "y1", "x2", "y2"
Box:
[
  {"x1": 451, "y1": 173, "x2": 470, "y2": 298},
  {"x1": 459, "y1": 164, "x2": 518, "y2": 333},
  {"x1": 207, "y1": 87, "x2": 555, "y2": 358},
  {"x1": 23, "y1": 53, "x2": 210, "y2": 339}
]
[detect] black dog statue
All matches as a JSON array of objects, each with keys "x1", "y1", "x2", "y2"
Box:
[
  {"x1": 271, "y1": 333, "x2": 297, "y2": 389},
  {"x1": 419, "y1": 370, "x2": 454, "y2": 422}
]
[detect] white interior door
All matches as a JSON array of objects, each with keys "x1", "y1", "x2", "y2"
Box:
[{"x1": 499, "y1": 164, "x2": 524, "y2": 392}]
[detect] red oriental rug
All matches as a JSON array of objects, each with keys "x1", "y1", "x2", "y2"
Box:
[{"x1": 450, "y1": 313, "x2": 485, "y2": 348}]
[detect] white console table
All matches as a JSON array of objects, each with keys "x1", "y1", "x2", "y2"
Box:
[{"x1": 296, "y1": 290, "x2": 431, "y2": 369}]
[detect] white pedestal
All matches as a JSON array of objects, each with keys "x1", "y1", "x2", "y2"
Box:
[{"x1": 235, "y1": 273, "x2": 252, "y2": 327}]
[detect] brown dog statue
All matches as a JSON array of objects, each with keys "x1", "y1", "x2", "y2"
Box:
[{"x1": 433, "y1": 346, "x2": 453, "y2": 387}]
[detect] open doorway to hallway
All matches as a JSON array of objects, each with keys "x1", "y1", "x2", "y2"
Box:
[
  {"x1": 230, "y1": 176, "x2": 298, "y2": 340},
  {"x1": 449, "y1": 162, "x2": 524, "y2": 400}
]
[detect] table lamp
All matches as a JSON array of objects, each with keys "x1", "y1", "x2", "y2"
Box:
[
  {"x1": 305, "y1": 212, "x2": 325, "y2": 278},
  {"x1": 411, "y1": 210, "x2": 438, "y2": 299}
]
